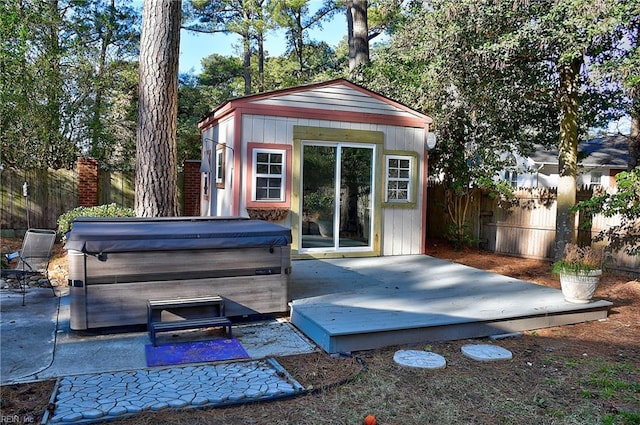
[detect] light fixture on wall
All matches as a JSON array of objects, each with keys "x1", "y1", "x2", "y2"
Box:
[
  {"x1": 425, "y1": 131, "x2": 437, "y2": 151},
  {"x1": 199, "y1": 158, "x2": 211, "y2": 174},
  {"x1": 200, "y1": 138, "x2": 213, "y2": 173}
]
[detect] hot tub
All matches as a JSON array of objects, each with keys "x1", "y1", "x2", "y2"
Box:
[{"x1": 65, "y1": 217, "x2": 292, "y2": 330}]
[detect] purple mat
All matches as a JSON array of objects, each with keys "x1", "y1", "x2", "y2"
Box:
[{"x1": 145, "y1": 338, "x2": 250, "y2": 367}]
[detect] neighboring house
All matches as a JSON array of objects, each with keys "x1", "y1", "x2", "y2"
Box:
[
  {"x1": 501, "y1": 135, "x2": 629, "y2": 188},
  {"x1": 198, "y1": 79, "x2": 434, "y2": 258}
]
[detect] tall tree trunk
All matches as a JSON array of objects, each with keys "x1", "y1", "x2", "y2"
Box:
[
  {"x1": 243, "y1": 32, "x2": 252, "y2": 94},
  {"x1": 295, "y1": 10, "x2": 304, "y2": 75},
  {"x1": 90, "y1": 0, "x2": 115, "y2": 163},
  {"x1": 554, "y1": 57, "x2": 582, "y2": 260},
  {"x1": 135, "y1": 0, "x2": 181, "y2": 217},
  {"x1": 44, "y1": 0, "x2": 64, "y2": 169},
  {"x1": 258, "y1": 29, "x2": 265, "y2": 92},
  {"x1": 627, "y1": 21, "x2": 639, "y2": 170},
  {"x1": 346, "y1": 0, "x2": 369, "y2": 74},
  {"x1": 629, "y1": 103, "x2": 639, "y2": 170}
]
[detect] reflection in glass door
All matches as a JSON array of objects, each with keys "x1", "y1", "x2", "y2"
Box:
[{"x1": 301, "y1": 143, "x2": 373, "y2": 251}]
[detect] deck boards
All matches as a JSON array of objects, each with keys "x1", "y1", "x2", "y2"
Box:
[{"x1": 289, "y1": 255, "x2": 612, "y2": 353}]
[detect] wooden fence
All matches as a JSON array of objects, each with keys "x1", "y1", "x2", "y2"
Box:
[
  {"x1": 427, "y1": 184, "x2": 639, "y2": 275},
  {"x1": 1, "y1": 167, "x2": 134, "y2": 234}
]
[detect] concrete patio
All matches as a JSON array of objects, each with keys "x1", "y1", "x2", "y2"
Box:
[
  {"x1": 1, "y1": 254, "x2": 612, "y2": 383},
  {"x1": 289, "y1": 255, "x2": 612, "y2": 353}
]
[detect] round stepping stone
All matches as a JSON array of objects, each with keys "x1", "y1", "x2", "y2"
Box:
[
  {"x1": 461, "y1": 344, "x2": 512, "y2": 362},
  {"x1": 393, "y1": 350, "x2": 446, "y2": 369}
]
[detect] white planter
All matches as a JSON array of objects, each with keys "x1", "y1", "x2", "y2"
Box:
[
  {"x1": 315, "y1": 218, "x2": 334, "y2": 238},
  {"x1": 559, "y1": 270, "x2": 602, "y2": 303}
]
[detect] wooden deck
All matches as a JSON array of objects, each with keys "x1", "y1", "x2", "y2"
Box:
[{"x1": 289, "y1": 255, "x2": 612, "y2": 354}]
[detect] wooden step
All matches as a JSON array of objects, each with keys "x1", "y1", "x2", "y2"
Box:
[{"x1": 147, "y1": 295, "x2": 231, "y2": 346}]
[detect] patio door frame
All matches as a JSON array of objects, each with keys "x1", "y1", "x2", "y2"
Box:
[{"x1": 292, "y1": 126, "x2": 383, "y2": 258}]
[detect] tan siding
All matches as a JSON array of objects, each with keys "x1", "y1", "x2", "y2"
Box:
[
  {"x1": 241, "y1": 115, "x2": 425, "y2": 256},
  {"x1": 212, "y1": 117, "x2": 235, "y2": 217}
]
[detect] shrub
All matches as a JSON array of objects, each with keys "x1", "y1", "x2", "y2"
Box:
[
  {"x1": 552, "y1": 243, "x2": 604, "y2": 274},
  {"x1": 57, "y1": 204, "x2": 136, "y2": 237}
]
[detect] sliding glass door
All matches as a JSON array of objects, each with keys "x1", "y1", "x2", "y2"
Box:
[{"x1": 301, "y1": 142, "x2": 374, "y2": 251}]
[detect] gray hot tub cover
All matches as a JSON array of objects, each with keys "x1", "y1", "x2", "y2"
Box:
[{"x1": 65, "y1": 217, "x2": 292, "y2": 253}]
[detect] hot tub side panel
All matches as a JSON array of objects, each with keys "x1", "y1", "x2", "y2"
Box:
[{"x1": 68, "y1": 246, "x2": 291, "y2": 330}]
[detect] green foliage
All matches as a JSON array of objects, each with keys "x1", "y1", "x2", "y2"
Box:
[
  {"x1": 57, "y1": 204, "x2": 135, "y2": 237},
  {"x1": 446, "y1": 223, "x2": 476, "y2": 251},
  {"x1": 198, "y1": 54, "x2": 244, "y2": 97},
  {"x1": 0, "y1": 0, "x2": 140, "y2": 171},
  {"x1": 574, "y1": 167, "x2": 640, "y2": 256},
  {"x1": 178, "y1": 73, "x2": 221, "y2": 163},
  {"x1": 602, "y1": 412, "x2": 640, "y2": 425},
  {"x1": 365, "y1": 0, "x2": 551, "y2": 247},
  {"x1": 303, "y1": 191, "x2": 334, "y2": 216},
  {"x1": 365, "y1": 0, "x2": 633, "y2": 253}
]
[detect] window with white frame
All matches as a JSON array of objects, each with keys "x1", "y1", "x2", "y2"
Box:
[
  {"x1": 253, "y1": 149, "x2": 285, "y2": 201},
  {"x1": 215, "y1": 147, "x2": 225, "y2": 187},
  {"x1": 503, "y1": 154, "x2": 518, "y2": 188},
  {"x1": 590, "y1": 171, "x2": 602, "y2": 187},
  {"x1": 505, "y1": 169, "x2": 518, "y2": 188},
  {"x1": 385, "y1": 155, "x2": 413, "y2": 203}
]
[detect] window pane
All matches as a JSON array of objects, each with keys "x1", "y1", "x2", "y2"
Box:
[
  {"x1": 270, "y1": 153, "x2": 283, "y2": 164},
  {"x1": 270, "y1": 164, "x2": 282, "y2": 174},
  {"x1": 386, "y1": 155, "x2": 413, "y2": 203},
  {"x1": 254, "y1": 149, "x2": 286, "y2": 201},
  {"x1": 268, "y1": 188, "x2": 281, "y2": 198}
]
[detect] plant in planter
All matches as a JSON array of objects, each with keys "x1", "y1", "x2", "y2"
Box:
[
  {"x1": 552, "y1": 243, "x2": 605, "y2": 303},
  {"x1": 303, "y1": 191, "x2": 335, "y2": 237}
]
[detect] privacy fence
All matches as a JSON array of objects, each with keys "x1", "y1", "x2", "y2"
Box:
[
  {"x1": 1, "y1": 158, "x2": 202, "y2": 235},
  {"x1": 2, "y1": 162, "x2": 637, "y2": 273},
  {"x1": 427, "y1": 184, "x2": 639, "y2": 275}
]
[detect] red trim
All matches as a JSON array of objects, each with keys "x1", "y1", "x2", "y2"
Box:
[
  {"x1": 245, "y1": 142, "x2": 293, "y2": 209},
  {"x1": 232, "y1": 112, "x2": 243, "y2": 215},
  {"x1": 238, "y1": 104, "x2": 428, "y2": 128}
]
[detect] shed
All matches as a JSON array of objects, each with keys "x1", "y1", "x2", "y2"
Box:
[{"x1": 198, "y1": 79, "x2": 434, "y2": 258}]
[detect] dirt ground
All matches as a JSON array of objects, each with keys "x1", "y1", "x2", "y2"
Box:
[{"x1": 1, "y1": 239, "x2": 638, "y2": 424}]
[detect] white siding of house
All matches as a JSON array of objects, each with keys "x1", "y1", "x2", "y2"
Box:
[
  {"x1": 201, "y1": 116, "x2": 235, "y2": 217},
  {"x1": 505, "y1": 155, "x2": 621, "y2": 189},
  {"x1": 251, "y1": 83, "x2": 423, "y2": 120},
  {"x1": 241, "y1": 114, "x2": 425, "y2": 256}
]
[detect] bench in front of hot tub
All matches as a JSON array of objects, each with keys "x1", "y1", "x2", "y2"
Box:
[{"x1": 147, "y1": 295, "x2": 232, "y2": 346}]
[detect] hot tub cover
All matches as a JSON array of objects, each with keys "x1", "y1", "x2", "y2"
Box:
[{"x1": 65, "y1": 217, "x2": 292, "y2": 253}]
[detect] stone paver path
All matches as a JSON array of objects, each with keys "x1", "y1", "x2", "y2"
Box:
[{"x1": 45, "y1": 359, "x2": 304, "y2": 424}]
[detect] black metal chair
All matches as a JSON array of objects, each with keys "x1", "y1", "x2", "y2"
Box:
[{"x1": 1, "y1": 229, "x2": 57, "y2": 305}]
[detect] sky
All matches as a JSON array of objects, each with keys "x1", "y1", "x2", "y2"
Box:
[
  {"x1": 128, "y1": 1, "x2": 348, "y2": 74},
  {"x1": 178, "y1": 5, "x2": 348, "y2": 74}
]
